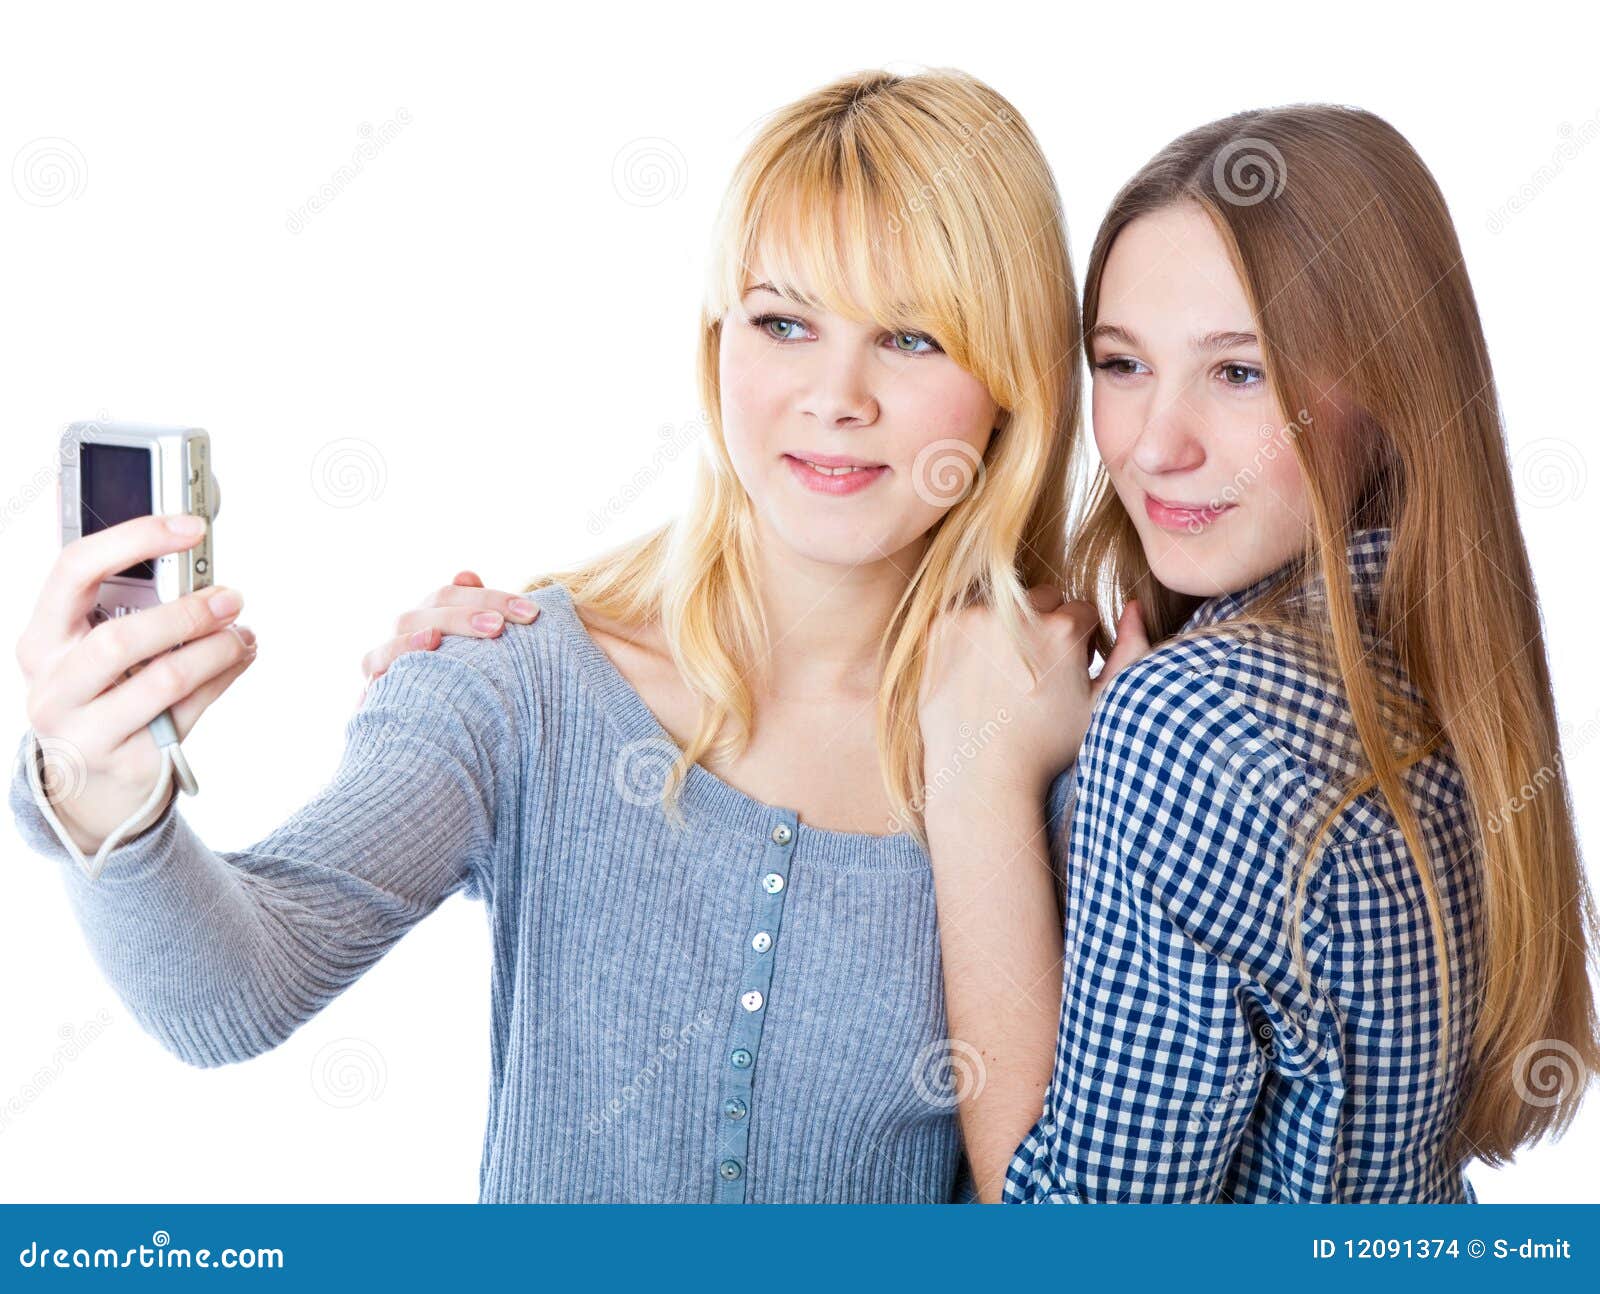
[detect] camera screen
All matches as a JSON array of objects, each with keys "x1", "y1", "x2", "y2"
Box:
[{"x1": 80, "y1": 442, "x2": 155, "y2": 579}]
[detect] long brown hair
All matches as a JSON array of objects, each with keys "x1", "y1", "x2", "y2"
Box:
[{"x1": 1067, "y1": 105, "x2": 1599, "y2": 1165}]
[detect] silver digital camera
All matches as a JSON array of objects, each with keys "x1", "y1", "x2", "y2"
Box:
[{"x1": 59, "y1": 421, "x2": 221, "y2": 626}]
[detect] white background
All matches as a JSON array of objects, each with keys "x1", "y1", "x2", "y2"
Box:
[{"x1": 1, "y1": 0, "x2": 1595, "y2": 1203}]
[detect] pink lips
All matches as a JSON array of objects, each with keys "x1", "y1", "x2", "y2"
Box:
[
  {"x1": 1143, "y1": 491, "x2": 1236, "y2": 531},
  {"x1": 783, "y1": 453, "x2": 889, "y2": 497}
]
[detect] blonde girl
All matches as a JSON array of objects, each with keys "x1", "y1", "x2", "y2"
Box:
[{"x1": 13, "y1": 68, "x2": 1124, "y2": 1203}]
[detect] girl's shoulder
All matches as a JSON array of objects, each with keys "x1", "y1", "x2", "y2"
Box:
[
  {"x1": 1082, "y1": 634, "x2": 1278, "y2": 793},
  {"x1": 1082, "y1": 616, "x2": 1466, "y2": 853},
  {"x1": 1090, "y1": 612, "x2": 1365, "y2": 764},
  {"x1": 373, "y1": 581, "x2": 590, "y2": 755},
  {"x1": 447, "y1": 581, "x2": 692, "y2": 767}
]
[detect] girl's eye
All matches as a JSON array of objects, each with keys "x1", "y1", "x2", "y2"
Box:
[
  {"x1": 749, "y1": 314, "x2": 812, "y2": 342},
  {"x1": 1218, "y1": 362, "x2": 1265, "y2": 388},
  {"x1": 1093, "y1": 357, "x2": 1149, "y2": 378},
  {"x1": 888, "y1": 331, "x2": 941, "y2": 356},
  {"x1": 746, "y1": 314, "x2": 942, "y2": 355}
]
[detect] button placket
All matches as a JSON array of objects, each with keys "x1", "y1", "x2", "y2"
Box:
[{"x1": 713, "y1": 811, "x2": 797, "y2": 1202}]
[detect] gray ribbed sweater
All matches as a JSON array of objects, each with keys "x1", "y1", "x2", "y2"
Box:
[{"x1": 8, "y1": 581, "x2": 990, "y2": 1203}]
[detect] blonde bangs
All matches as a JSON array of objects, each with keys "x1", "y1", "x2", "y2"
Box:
[{"x1": 704, "y1": 107, "x2": 996, "y2": 390}]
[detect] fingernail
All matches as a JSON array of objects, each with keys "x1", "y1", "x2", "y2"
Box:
[
  {"x1": 166, "y1": 514, "x2": 206, "y2": 535},
  {"x1": 410, "y1": 629, "x2": 432, "y2": 649},
  {"x1": 509, "y1": 599, "x2": 538, "y2": 619},
  {"x1": 207, "y1": 587, "x2": 243, "y2": 618},
  {"x1": 234, "y1": 625, "x2": 256, "y2": 647},
  {"x1": 471, "y1": 612, "x2": 503, "y2": 632}
]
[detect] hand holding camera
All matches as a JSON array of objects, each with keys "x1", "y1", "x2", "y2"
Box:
[
  {"x1": 16, "y1": 515, "x2": 256, "y2": 854},
  {"x1": 14, "y1": 423, "x2": 255, "y2": 861}
]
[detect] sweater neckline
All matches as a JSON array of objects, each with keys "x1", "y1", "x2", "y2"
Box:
[{"x1": 538, "y1": 581, "x2": 930, "y2": 870}]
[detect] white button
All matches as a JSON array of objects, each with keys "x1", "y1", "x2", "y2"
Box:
[
  {"x1": 751, "y1": 931, "x2": 773, "y2": 953},
  {"x1": 761, "y1": 872, "x2": 785, "y2": 894},
  {"x1": 740, "y1": 990, "x2": 764, "y2": 1012},
  {"x1": 771, "y1": 823, "x2": 793, "y2": 845}
]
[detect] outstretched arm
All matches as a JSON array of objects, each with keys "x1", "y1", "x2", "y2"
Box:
[{"x1": 10, "y1": 635, "x2": 525, "y2": 1068}]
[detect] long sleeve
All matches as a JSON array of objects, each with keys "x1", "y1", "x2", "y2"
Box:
[
  {"x1": 1005, "y1": 654, "x2": 1330, "y2": 1202},
  {"x1": 7, "y1": 635, "x2": 524, "y2": 1068}
]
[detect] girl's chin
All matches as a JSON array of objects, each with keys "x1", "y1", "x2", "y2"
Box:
[{"x1": 764, "y1": 515, "x2": 916, "y2": 571}]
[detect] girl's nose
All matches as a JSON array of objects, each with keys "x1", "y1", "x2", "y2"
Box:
[
  {"x1": 799, "y1": 351, "x2": 880, "y2": 428},
  {"x1": 1128, "y1": 391, "x2": 1206, "y2": 477}
]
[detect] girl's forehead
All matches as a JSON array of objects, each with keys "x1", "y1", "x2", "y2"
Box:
[
  {"x1": 739, "y1": 225, "x2": 928, "y2": 324},
  {"x1": 1100, "y1": 209, "x2": 1251, "y2": 321}
]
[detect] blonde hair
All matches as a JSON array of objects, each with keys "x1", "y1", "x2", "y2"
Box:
[
  {"x1": 523, "y1": 67, "x2": 1080, "y2": 847},
  {"x1": 1066, "y1": 105, "x2": 1600, "y2": 1165}
]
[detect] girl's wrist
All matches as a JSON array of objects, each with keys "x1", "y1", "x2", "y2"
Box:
[{"x1": 922, "y1": 771, "x2": 1051, "y2": 829}]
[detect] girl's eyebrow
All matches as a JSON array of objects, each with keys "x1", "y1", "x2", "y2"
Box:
[
  {"x1": 741, "y1": 280, "x2": 925, "y2": 326},
  {"x1": 1195, "y1": 329, "x2": 1260, "y2": 351},
  {"x1": 742, "y1": 281, "x2": 820, "y2": 307},
  {"x1": 1086, "y1": 322, "x2": 1140, "y2": 348},
  {"x1": 1087, "y1": 321, "x2": 1260, "y2": 351}
]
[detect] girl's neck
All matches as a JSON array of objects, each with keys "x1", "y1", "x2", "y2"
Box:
[{"x1": 750, "y1": 528, "x2": 927, "y2": 702}]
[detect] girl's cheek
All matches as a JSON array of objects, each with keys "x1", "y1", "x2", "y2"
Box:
[
  {"x1": 916, "y1": 385, "x2": 994, "y2": 454},
  {"x1": 1091, "y1": 392, "x2": 1135, "y2": 470},
  {"x1": 720, "y1": 347, "x2": 786, "y2": 444},
  {"x1": 719, "y1": 332, "x2": 756, "y2": 408},
  {"x1": 1256, "y1": 429, "x2": 1311, "y2": 523}
]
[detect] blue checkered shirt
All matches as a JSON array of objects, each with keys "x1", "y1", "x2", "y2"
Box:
[{"x1": 1005, "y1": 527, "x2": 1484, "y2": 1202}]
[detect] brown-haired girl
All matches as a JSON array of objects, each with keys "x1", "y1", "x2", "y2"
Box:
[{"x1": 928, "y1": 105, "x2": 1600, "y2": 1202}]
